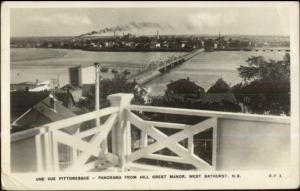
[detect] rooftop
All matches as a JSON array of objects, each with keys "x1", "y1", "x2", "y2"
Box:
[{"x1": 167, "y1": 78, "x2": 205, "y2": 93}]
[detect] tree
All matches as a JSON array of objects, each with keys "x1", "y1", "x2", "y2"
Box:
[
  {"x1": 237, "y1": 54, "x2": 290, "y2": 84},
  {"x1": 77, "y1": 74, "x2": 144, "y2": 112},
  {"x1": 236, "y1": 53, "x2": 290, "y2": 115}
]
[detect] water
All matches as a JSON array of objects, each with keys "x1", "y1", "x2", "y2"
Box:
[
  {"x1": 11, "y1": 48, "x2": 287, "y2": 95},
  {"x1": 146, "y1": 50, "x2": 287, "y2": 96},
  {"x1": 11, "y1": 48, "x2": 182, "y2": 85}
]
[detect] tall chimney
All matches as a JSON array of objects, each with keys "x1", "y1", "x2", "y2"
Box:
[
  {"x1": 157, "y1": 30, "x2": 159, "y2": 40},
  {"x1": 114, "y1": 31, "x2": 116, "y2": 38}
]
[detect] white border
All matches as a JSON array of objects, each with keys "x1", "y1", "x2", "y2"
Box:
[{"x1": 1, "y1": 1, "x2": 299, "y2": 190}]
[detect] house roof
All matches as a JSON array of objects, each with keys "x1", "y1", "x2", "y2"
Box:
[
  {"x1": 207, "y1": 78, "x2": 230, "y2": 93},
  {"x1": 13, "y1": 83, "x2": 38, "y2": 89},
  {"x1": 11, "y1": 91, "x2": 51, "y2": 117},
  {"x1": 54, "y1": 92, "x2": 75, "y2": 107},
  {"x1": 17, "y1": 82, "x2": 37, "y2": 85},
  {"x1": 11, "y1": 91, "x2": 80, "y2": 134},
  {"x1": 167, "y1": 79, "x2": 204, "y2": 93},
  {"x1": 11, "y1": 91, "x2": 76, "y2": 121}
]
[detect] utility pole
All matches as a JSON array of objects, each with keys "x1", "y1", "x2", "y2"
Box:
[
  {"x1": 94, "y1": 62, "x2": 109, "y2": 162},
  {"x1": 95, "y1": 62, "x2": 101, "y2": 127},
  {"x1": 57, "y1": 74, "x2": 60, "y2": 88}
]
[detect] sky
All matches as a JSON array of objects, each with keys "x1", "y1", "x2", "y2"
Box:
[{"x1": 10, "y1": 7, "x2": 290, "y2": 37}]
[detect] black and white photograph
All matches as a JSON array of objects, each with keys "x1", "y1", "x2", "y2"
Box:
[{"x1": 1, "y1": 1, "x2": 299, "y2": 190}]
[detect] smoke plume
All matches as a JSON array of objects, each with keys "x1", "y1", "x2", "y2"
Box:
[{"x1": 76, "y1": 21, "x2": 173, "y2": 37}]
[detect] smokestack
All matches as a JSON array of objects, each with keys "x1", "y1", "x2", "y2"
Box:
[
  {"x1": 157, "y1": 30, "x2": 159, "y2": 40},
  {"x1": 114, "y1": 31, "x2": 116, "y2": 38}
]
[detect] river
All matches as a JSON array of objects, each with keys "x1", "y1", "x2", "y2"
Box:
[
  {"x1": 10, "y1": 48, "x2": 287, "y2": 95},
  {"x1": 146, "y1": 50, "x2": 287, "y2": 96}
]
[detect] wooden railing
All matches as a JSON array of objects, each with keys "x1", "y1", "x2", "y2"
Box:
[
  {"x1": 125, "y1": 107, "x2": 217, "y2": 171},
  {"x1": 11, "y1": 106, "x2": 120, "y2": 172},
  {"x1": 11, "y1": 93, "x2": 290, "y2": 172}
]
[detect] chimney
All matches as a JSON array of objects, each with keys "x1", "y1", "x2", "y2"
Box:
[
  {"x1": 157, "y1": 30, "x2": 159, "y2": 40},
  {"x1": 36, "y1": 79, "x2": 39, "y2": 83},
  {"x1": 114, "y1": 31, "x2": 116, "y2": 38}
]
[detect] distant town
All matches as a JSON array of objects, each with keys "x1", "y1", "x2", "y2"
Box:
[{"x1": 11, "y1": 33, "x2": 290, "y2": 52}]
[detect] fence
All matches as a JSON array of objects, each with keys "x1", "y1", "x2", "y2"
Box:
[{"x1": 11, "y1": 93, "x2": 290, "y2": 172}]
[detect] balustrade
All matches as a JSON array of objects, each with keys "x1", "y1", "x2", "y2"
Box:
[{"x1": 11, "y1": 93, "x2": 290, "y2": 172}]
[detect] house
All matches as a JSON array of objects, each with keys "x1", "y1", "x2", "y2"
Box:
[
  {"x1": 162, "y1": 41, "x2": 169, "y2": 48},
  {"x1": 11, "y1": 82, "x2": 37, "y2": 91},
  {"x1": 90, "y1": 42, "x2": 97, "y2": 48},
  {"x1": 166, "y1": 78, "x2": 205, "y2": 95},
  {"x1": 207, "y1": 78, "x2": 230, "y2": 93},
  {"x1": 69, "y1": 65, "x2": 96, "y2": 87},
  {"x1": 11, "y1": 91, "x2": 80, "y2": 134},
  {"x1": 181, "y1": 43, "x2": 186, "y2": 48},
  {"x1": 124, "y1": 42, "x2": 135, "y2": 48},
  {"x1": 82, "y1": 84, "x2": 95, "y2": 97},
  {"x1": 150, "y1": 42, "x2": 161, "y2": 48},
  {"x1": 11, "y1": 80, "x2": 51, "y2": 92},
  {"x1": 53, "y1": 91, "x2": 78, "y2": 111},
  {"x1": 11, "y1": 91, "x2": 83, "y2": 169}
]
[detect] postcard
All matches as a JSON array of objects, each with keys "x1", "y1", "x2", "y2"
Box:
[{"x1": 1, "y1": 1, "x2": 299, "y2": 190}]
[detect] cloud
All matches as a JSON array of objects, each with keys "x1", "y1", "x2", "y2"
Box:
[
  {"x1": 25, "y1": 14, "x2": 93, "y2": 26},
  {"x1": 187, "y1": 12, "x2": 237, "y2": 30}
]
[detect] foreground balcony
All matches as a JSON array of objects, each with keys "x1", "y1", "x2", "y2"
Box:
[{"x1": 11, "y1": 93, "x2": 290, "y2": 173}]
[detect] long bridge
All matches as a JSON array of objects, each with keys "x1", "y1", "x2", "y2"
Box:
[
  {"x1": 127, "y1": 48, "x2": 205, "y2": 85},
  {"x1": 252, "y1": 47, "x2": 290, "y2": 52},
  {"x1": 215, "y1": 47, "x2": 290, "y2": 52}
]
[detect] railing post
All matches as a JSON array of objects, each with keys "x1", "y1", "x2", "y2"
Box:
[
  {"x1": 35, "y1": 128, "x2": 46, "y2": 172},
  {"x1": 41, "y1": 126, "x2": 60, "y2": 172},
  {"x1": 212, "y1": 118, "x2": 218, "y2": 170},
  {"x1": 188, "y1": 129, "x2": 194, "y2": 155},
  {"x1": 50, "y1": 130, "x2": 59, "y2": 172},
  {"x1": 42, "y1": 126, "x2": 53, "y2": 172},
  {"x1": 140, "y1": 131, "x2": 148, "y2": 148},
  {"x1": 94, "y1": 63, "x2": 108, "y2": 154},
  {"x1": 108, "y1": 93, "x2": 134, "y2": 171},
  {"x1": 71, "y1": 129, "x2": 79, "y2": 166}
]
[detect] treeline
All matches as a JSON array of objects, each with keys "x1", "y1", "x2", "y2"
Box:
[
  {"x1": 150, "y1": 94, "x2": 241, "y2": 112},
  {"x1": 149, "y1": 53, "x2": 291, "y2": 116},
  {"x1": 233, "y1": 54, "x2": 290, "y2": 115}
]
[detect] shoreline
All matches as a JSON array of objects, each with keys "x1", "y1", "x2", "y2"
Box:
[
  {"x1": 11, "y1": 48, "x2": 68, "y2": 62},
  {"x1": 11, "y1": 47, "x2": 193, "y2": 53}
]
